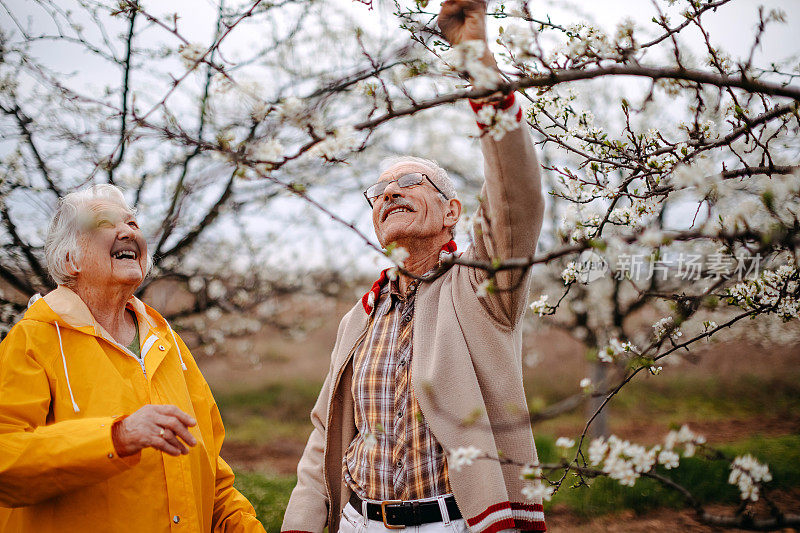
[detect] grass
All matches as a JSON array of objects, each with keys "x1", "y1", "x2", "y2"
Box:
[
  {"x1": 233, "y1": 471, "x2": 296, "y2": 531},
  {"x1": 531, "y1": 372, "x2": 800, "y2": 437},
  {"x1": 232, "y1": 435, "x2": 800, "y2": 530},
  {"x1": 611, "y1": 374, "x2": 800, "y2": 420},
  {"x1": 217, "y1": 380, "x2": 322, "y2": 419},
  {"x1": 218, "y1": 380, "x2": 319, "y2": 446}
]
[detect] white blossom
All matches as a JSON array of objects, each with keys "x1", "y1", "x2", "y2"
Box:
[
  {"x1": 598, "y1": 337, "x2": 637, "y2": 363},
  {"x1": 729, "y1": 454, "x2": 772, "y2": 501},
  {"x1": 639, "y1": 228, "x2": 664, "y2": 248},
  {"x1": 387, "y1": 246, "x2": 409, "y2": 267},
  {"x1": 448, "y1": 446, "x2": 482, "y2": 471},
  {"x1": 309, "y1": 126, "x2": 360, "y2": 159},
  {"x1": 529, "y1": 294, "x2": 549, "y2": 316},
  {"x1": 614, "y1": 18, "x2": 637, "y2": 50},
  {"x1": 588, "y1": 438, "x2": 609, "y2": 466},
  {"x1": 519, "y1": 463, "x2": 542, "y2": 479},
  {"x1": 277, "y1": 96, "x2": 306, "y2": 124},
  {"x1": 476, "y1": 279, "x2": 493, "y2": 298},
  {"x1": 588, "y1": 435, "x2": 661, "y2": 487},
  {"x1": 443, "y1": 40, "x2": 500, "y2": 89},
  {"x1": 671, "y1": 156, "x2": 720, "y2": 197},
  {"x1": 216, "y1": 129, "x2": 236, "y2": 149},
  {"x1": 499, "y1": 22, "x2": 536, "y2": 56},
  {"x1": 561, "y1": 261, "x2": 579, "y2": 284},
  {"x1": 683, "y1": 442, "x2": 696, "y2": 458},
  {"x1": 652, "y1": 316, "x2": 682, "y2": 341},
  {"x1": 555, "y1": 437, "x2": 575, "y2": 449},
  {"x1": 249, "y1": 138, "x2": 284, "y2": 167},
  {"x1": 178, "y1": 43, "x2": 205, "y2": 70},
  {"x1": 658, "y1": 449, "x2": 680, "y2": 469},
  {"x1": 476, "y1": 105, "x2": 521, "y2": 141},
  {"x1": 188, "y1": 277, "x2": 204, "y2": 293},
  {"x1": 562, "y1": 23, "x2": 612, "y2": 61},
  {"x1": 250, "y1": 101, "x2": 272, "y2": 123},
  {"x1": 664, "y1": 425, "x2": 706, "y2": 454},
  {"x1": 208, "y1": 280, "x2": 226, "y2": 300},
  {"x1": 211, "y1": 73, "x2": 233, "y2": 94},
  {"x1": 522, "y1": 480, "x2": 554, "y2": 501},
  {"x1": 580, "y1": 377, "x2": 592, "y2": 391},
  {"x1": 727, "y1": 264, "x2": 800, "y2": 321}
]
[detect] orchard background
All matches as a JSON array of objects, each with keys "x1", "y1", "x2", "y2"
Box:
[{"x1": 1, "y1": 0, "x2": 799, "y2": 529}]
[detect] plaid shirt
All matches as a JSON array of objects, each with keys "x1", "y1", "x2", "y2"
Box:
[{"x1": 343, "y1": 277, "x2": 451, "y2": 501}]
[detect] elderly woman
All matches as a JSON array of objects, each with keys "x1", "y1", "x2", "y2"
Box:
[{"x1": 0, "y1": 185, "x2": 265, "y2": 532}]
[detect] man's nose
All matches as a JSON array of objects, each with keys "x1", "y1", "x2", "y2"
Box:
[{"x1": 382, "y1": 180, "x2": 403, "y2": 199}]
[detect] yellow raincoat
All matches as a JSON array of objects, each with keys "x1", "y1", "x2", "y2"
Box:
[{"x1": 0, "y1": 286, "x2": 266, "y2": 533}]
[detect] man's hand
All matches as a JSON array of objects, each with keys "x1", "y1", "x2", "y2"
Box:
[
  {"x1": 437, "y1": 0, "x2": 497, "y2": 68},
  {"x1": 113, "y1": 404, "x2": 198, "y2": 457}
]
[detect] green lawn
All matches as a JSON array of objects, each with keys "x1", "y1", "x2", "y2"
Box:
[{"x1": 234, "y1": 472, "x2": 296, "y2": 531}]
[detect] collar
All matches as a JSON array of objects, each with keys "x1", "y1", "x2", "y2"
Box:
[
  {"x1": 362, "y1": 240, "x2": 458, "y2": 315},
  {"x1": 42, "y1": 285, "x2": 160, "y2": 344}
]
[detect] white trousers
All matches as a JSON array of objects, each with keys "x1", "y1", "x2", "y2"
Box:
[{"x1": 338, "y1": 496, "x2": 470, "y2": 533}]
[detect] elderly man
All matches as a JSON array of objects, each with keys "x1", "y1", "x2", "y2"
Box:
[{"x1": 281, "y1": 1, "x2": 546, "y2": 532}]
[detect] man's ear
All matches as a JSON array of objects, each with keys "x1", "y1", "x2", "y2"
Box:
[{"x1": 443, "y1": 198, "x2": 462, "y2": 230}]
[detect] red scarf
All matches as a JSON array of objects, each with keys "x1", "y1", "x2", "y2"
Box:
[{"x1": 362, "y1": 240, "x2": 458, "y2": 314}]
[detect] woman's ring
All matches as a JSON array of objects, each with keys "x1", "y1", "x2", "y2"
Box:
[{"x1": 159, "y1": 428, "x2": 165, "y2": 437}]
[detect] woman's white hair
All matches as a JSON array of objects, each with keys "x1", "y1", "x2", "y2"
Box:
[
  {"x1": 379, "y1": 155, "x2": 459, "y2": 202},
  {"x1": 45, "y1": 184, "x2": 152, "y2": 287}
]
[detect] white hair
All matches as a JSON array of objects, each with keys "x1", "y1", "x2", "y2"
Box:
[
  {"x1": 379, "y1": 155, "x2": 459, "y2": 202},
  {"x1": 45, "y1": 184, "x2": 152, "y2": 287}
]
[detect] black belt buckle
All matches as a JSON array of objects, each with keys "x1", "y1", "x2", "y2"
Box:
[{"x1": 380, "y1": 500, "x2": 404, "y2": 529}]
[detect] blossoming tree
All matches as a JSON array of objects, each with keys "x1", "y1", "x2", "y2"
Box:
[{"x1": 0, "y1": 0, "x2": 798, "y2": 528}]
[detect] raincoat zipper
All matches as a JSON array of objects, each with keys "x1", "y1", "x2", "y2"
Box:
[{"x1": 109, "y1": 334, "x2": 158, "y2": 378}]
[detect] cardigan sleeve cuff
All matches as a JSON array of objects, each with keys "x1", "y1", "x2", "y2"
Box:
[{"x1": 469, "y1": 93, "x2": 524, "y2": 137}]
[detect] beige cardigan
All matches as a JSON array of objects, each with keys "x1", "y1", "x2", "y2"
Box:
[{"x1": 282, "y1": 116, "x2": 546, "y2": 533}]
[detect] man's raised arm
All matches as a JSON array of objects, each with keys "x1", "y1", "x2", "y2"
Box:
[{"x1": 439, "y1": 0, "x2": 545, "y2": 326}]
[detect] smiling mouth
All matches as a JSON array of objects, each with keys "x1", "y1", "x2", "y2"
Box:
[
  {"x1": 382, "y1": 206, "x2": 414, "y2": 222},
  {"x1": 111, "y1": 250, "x2": 138, "y2": 260}
]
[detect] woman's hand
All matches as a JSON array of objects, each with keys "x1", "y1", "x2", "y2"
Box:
[{"x1": 113, "y1": 404, "x2": 198, "y2": 457}]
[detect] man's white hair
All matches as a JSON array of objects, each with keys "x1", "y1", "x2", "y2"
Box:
[
  {"x1": 379, "y1": 155, "x2": 459, "y2": 202},
  {"x1": 45, "y1": 184, "x2": 152, "y2": 287}
]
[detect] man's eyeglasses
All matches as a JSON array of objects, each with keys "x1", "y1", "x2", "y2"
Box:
[{"x1": 363, "y1": 173, "x2": 447, "y2": 207}]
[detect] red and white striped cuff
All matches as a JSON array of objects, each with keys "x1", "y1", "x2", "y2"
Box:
[
  {"x1": 467, "y1": 501, "x2": 546, "y2": 533},
  {"x1": 469, "y1": 93, "x2": 523, "y2": 131}
]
